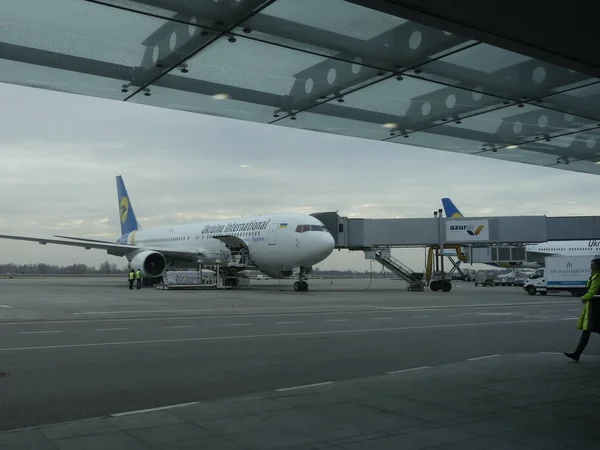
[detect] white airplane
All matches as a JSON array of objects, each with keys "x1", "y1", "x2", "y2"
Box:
[
  {"x1": 525, "y1": 240, "x2": 600, "y2": 258},
  {"x1": 0, "y1": 176, "x2": 335, "y2": 291}
]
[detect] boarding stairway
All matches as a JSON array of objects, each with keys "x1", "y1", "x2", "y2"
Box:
[{"x1": 374, "y1": 250, "x2": 424, "y2": 291}]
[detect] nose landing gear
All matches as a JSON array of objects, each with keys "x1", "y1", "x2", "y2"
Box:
[{"x1": 293, "y1": 267, "x2": 309, "y2": 291}]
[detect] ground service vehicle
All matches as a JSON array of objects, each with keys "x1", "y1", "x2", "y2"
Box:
[{"x1": 523, "y1": 255, "x2": 591, "y2": 296}]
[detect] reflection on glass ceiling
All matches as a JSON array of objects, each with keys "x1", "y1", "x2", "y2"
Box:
[{"x1": 1, "y1": 0, "x2": 600, "y2": 175}]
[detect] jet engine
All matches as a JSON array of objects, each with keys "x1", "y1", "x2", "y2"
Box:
[{"x1": 129, "y1": 250, "x2": 167, "y2": 278}]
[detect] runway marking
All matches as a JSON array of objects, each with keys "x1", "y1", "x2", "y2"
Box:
[
  {"x1": 567, "y1": 309, "x2": 581, "y2": 312},
  {"x1": 277, "y1": 321, "x2": 303, "y2": 324},
  {"x1": 468, "y1": 354, "x2": 499, "y2": 361},
  {"x1": 410, "y1": 315, "x2": 429, "y2": 319},
  {"x1": 0, "y1": 305, "x2": 11, "y2": 308},
  {"x1": 387, "y1": 366, "x2": 430, "y2": 375},
  {"x1": 370, "y1": 301, "x2": 574, "y2": 311},
  {"x1": 453, "y1": 312, "x2": 517, "y2": 317},
  {"x1": 111, "y1": 402, "x2": 199, "y2": 417},
  {"x1": 18, "y1": 330, "x2": 60, "y2": 335},
  {"x1": 371, "y1": 317, "x2": 392, "y2": 320},
  {"x1": 163, "y1": 325, "x2": 196, "y2": 329},
  {"x1": 73, "y1": 306, "x2": 374, "y2": 315},
  {"x1": 93, "y1": 328, "x2": 130, "y2": 332},
  {"x1": 221, "y1": 323, "x2": 252, "y2": 327},
  {"x1": 275, "y1": 381, "x2": 334, "y2": 392},
  {"x1": 538, "y1": 352, "x2": 562, "y2": 355},
  {"x1": 0, "y1": 318, "x2": 576, "y2": 353},
  {"x1": 1, "y1": 302, "x2": 579, "y2": 328},
  {"x1": 70, "y1": 301, "x2": 577, "y2": 317},
  {"x1": 326, "y1": 319, "x2": 349, "y2": 322}
]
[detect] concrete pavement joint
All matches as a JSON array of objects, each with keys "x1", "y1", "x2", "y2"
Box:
[
  {"x1": 18, "y1": 330, "x2": 60, "y2": 335},
  {"x1": 275, "y1": 381, "x2": 334, "y2": 392},
  {"x1": 110, "y1": 401, "x2": 199, "y2": 417},
  {"x1": 467, "y1": 354, "x2": 500, "y2": 361},
  {"x1": 93, "y1": 328, "x2": 130, "y2": 331},
  {"x1": 387, "y1": 366, "x2": 431, "y2": 374}
]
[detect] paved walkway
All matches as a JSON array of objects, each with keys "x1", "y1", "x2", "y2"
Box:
[{"x1": 2, "y1": 353, "x2": 599, "y2": 450}]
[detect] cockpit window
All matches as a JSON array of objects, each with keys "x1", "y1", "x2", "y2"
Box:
[{"x1": 295, "y1": 224, "x2": 327, "y2": 232}]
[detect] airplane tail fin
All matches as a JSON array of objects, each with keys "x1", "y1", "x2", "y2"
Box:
[
  {"x1": 116, "y1": 175, "x2": 140, "y2": 236},
  {"x1": 441, "y1": 198, "x2": 464, "y2": 218}
]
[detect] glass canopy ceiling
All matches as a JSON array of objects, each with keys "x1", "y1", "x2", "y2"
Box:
[{"x1": 2, "y1": 0, "x2": 600, "y2": 175}]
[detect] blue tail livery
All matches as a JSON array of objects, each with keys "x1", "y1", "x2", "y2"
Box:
[
  {"x1": 441, "y1": 198, "x2": 464, "y2": 218},
  {"x1": 116, "y1": 175, "x2": 140, "y2": 236}
]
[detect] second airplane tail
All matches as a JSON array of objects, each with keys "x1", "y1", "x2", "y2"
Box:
[
  {"x1": 441, "y1": 198, "x2": 464, "y2": 218},
  {"x1": 116, "y1": 175, "x2": 140, "y2": 236}
]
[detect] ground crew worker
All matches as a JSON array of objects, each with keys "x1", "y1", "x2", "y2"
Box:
[
  {"x1": 564, "y1": 258, "x2": 600, "y2": 361},
  {"x1": 128, "y1": 270, "x2": 135, "y2": 289},
  {"x1": 135, "y1": 269, "x2": 142, "y2": 289}
]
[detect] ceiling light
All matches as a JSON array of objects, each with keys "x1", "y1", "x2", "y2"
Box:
[
  {"x1": 383, "y1": 122, "x2": 397, "y2": 129},
  {"x1": 506, "y1": 145, "x2": 518, "y2": 149},
  {"x1": 212, "y1": 93, "x2": 230, "y2": 100}
]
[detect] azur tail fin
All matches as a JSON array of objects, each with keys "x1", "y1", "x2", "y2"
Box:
[
  {"x1": 441, "y1": 198, "x2": 464, "y2": 218},
  {"x1": 116, "y1": 175, "x2": 140, "y2": 236}
]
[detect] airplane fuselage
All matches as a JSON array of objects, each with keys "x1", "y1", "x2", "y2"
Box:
[
  {"x1": 525, "y1": 240, "x2": 600, "y2": 258},
  {"x1": 117, "y1": 212, "x2": 334, "y2": 278}
]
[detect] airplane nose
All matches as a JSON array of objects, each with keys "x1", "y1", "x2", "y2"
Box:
[{"x1": 313, "y1": 232, "x2": 335, "y2": 261}]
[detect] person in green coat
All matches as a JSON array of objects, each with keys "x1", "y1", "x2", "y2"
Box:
[{"x1": 564, "y1": 258, "x2": 600, "y2": 362}]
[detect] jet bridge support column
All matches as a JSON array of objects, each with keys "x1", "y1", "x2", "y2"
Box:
[
  {"x1": 425, "y1": 244, "x2": 467, "y2": 292},
  {"x1": 426, "y1": 210, "x2": 454, "y2": 292}
]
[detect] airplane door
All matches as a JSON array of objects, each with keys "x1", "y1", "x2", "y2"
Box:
[{"x1": 268, "y1": 223, "x2": 279, "y2": 245}]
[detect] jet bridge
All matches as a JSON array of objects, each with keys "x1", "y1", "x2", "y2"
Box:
[
  {"x1": 312, "y1": 211, "x2": 600, "y2": 291},
  {"x1": 313, "y1": 212, "x2": 600, "y2": 248}
]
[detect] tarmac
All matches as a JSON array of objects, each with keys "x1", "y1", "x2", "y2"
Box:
[{"x1": 0, "y1": 276, "x2": 598, "y2": 448}]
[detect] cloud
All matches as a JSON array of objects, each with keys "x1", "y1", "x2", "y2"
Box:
[{"x1": 0, "y1": 82, "x2": 598, "y2": 271}]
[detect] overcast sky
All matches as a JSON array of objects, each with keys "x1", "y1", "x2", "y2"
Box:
[{"x1": 0, "y1": 82, "x2": 597, "y2": 272}]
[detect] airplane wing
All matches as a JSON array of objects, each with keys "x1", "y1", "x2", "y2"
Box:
[
  {"x1": 53, "y1": 235, "x2": 119, "y2": 244},
  {"x1": 0, "y1": 234, "x2": 204, "y2": 261}
]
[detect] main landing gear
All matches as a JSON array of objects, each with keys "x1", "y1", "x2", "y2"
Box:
[{"x1": 293, "y1": 267, "x2": 309, "y2": 291}]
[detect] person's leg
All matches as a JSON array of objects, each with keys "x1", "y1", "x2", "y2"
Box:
[{"x1": 565, "y1": 330, "x2": 591, "y2": 361}]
